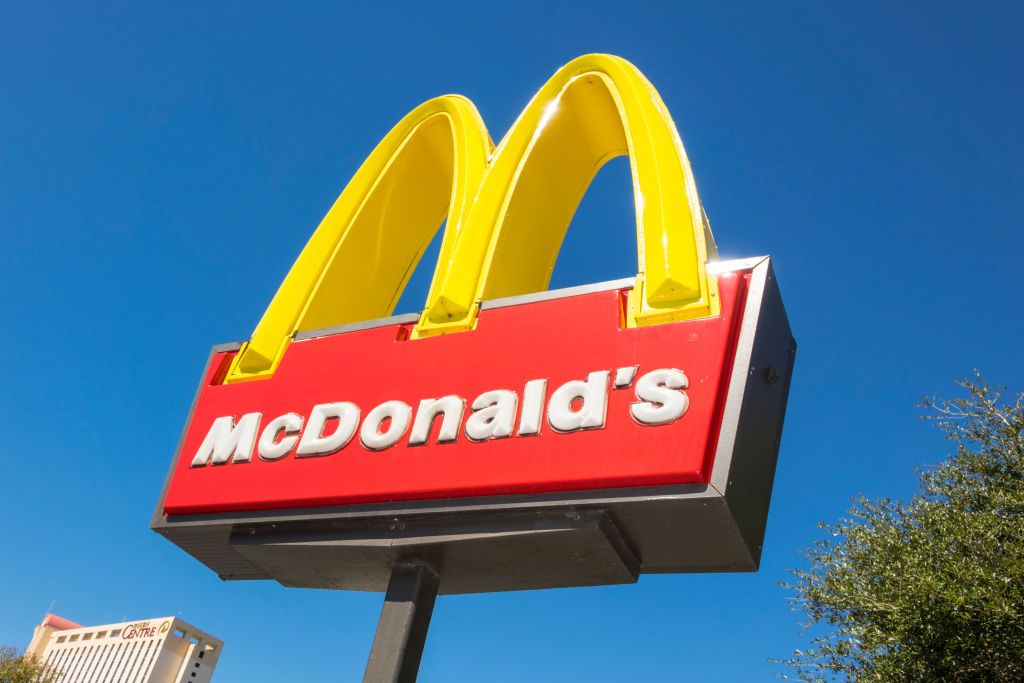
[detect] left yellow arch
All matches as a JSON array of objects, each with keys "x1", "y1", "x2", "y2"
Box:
[{"x1": 227, "y1": 96, "x2": 492, "y2": 382}]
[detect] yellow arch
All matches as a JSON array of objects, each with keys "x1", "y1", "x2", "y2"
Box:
[
  {"x1": 226, "y1": 96, "x2": 492, "y2": 382},
  {"x1": 227, "y1": 54, "x2": 718, "y2": 382},
  {"x1": 417, "y1": 53, "x2": 718, "y2": 337}
]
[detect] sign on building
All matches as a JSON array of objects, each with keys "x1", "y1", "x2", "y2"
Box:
[{"x1": 27, "y1": 614, "x2": 222, "y2": 683}]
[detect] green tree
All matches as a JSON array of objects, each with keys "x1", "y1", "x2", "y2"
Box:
[
  {"x1": 0, "y1": 646, "x2": 62, "y2": 683},
  {"x1": 780, "y1": 376, "x2": 1024, "y2": 682}
]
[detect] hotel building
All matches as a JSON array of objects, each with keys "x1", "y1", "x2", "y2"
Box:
[{"x1": 26, "y1": 613, "x2": 223, "y2": 683}]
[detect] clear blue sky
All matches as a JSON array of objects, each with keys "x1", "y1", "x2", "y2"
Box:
[{"x1": 2, "y1": 2, "x2": 1022, "y2": 680}]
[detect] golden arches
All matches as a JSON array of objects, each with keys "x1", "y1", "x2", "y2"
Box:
[{"x1": 226, "y1": 54, "x2": 718, "y2": 383}]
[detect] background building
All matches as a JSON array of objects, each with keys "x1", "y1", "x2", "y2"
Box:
[{"x1": 26, "y1": 613, "x2": 223, "y2": 683}]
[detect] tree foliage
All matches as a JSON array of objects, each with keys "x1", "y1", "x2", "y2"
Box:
[
  {"x1": 0, "y1": 646, "x2": 62, "y2": 683},
  {"x1": 780, "y1": 376, "x2": 1024, "y2": 681}
]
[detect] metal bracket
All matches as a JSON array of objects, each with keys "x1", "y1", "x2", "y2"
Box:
[{"x1": 229, "y1": 509, "x2": 639, "y2": 594}]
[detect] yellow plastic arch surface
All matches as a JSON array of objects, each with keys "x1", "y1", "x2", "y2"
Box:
[{"x1": 226, "y1": 54, "x2": 718, "y2": 383}]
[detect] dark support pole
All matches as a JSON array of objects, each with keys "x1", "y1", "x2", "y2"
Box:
[{"x1": 363, "y1": 560, "x2": 440, "y2": 683}]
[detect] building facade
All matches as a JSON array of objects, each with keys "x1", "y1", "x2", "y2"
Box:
[{"x1": 26, "y1": 613, "x2": 223, "y2": 683}]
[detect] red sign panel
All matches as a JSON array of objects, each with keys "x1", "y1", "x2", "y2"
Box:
[{"x1": 162, "y1": 270, "x2": 750, "y2": 516}]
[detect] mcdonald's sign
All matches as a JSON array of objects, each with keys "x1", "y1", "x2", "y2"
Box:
[{"x1": 153, "y1": 55, "x2": 795, "y2": 595}]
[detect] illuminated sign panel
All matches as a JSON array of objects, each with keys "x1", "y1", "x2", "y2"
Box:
[
  {"x1": 153, "y1": 54, "x2": 794, "y2": 596},
  {"x1": 164, "y1": 270, "x2": 748, "y2": 515}
]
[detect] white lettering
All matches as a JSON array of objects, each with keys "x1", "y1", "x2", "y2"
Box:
[
  {"x1": 547, "y1": 371, "x2": 610, "y2": 433},
  {"x1": 258, "y1": 412, "x2": 303, "y2": 461},
  {"x1": 631, "y1": 368, "x2": 689, "y2": 425},
  {"x1": 613, "y1": 366, "x2": 638, "y2": 389},
  {"x1": 360, "y1": 401, "x2": 412, "y2": 450},
  {"x1": 191, "y1": 413, "x2": 262, "y2": 466},
  {"x1": 187, "y1": 364, "x2": 694, "y2": 466},
  {"x1": 517, "y1": 379, "x2": 547, "y2": 436},
  {"x1": 409, "y1": 396, "x2": 465, "y2": 445},
  {"x1": 296, "y1": 402, "x2": 360, "y2": 457},
  {"x1": 465, "y1": 390, "x2": 518, "y2": 441}
]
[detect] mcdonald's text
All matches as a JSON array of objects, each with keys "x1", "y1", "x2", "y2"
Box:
[{"x1": 190, "y1": 366, "x2": 689, "y2": 466}]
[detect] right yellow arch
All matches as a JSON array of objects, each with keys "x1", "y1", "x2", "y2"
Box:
[{"x1": 417, "y1": 53, "x2": 718, "y2": 337}]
